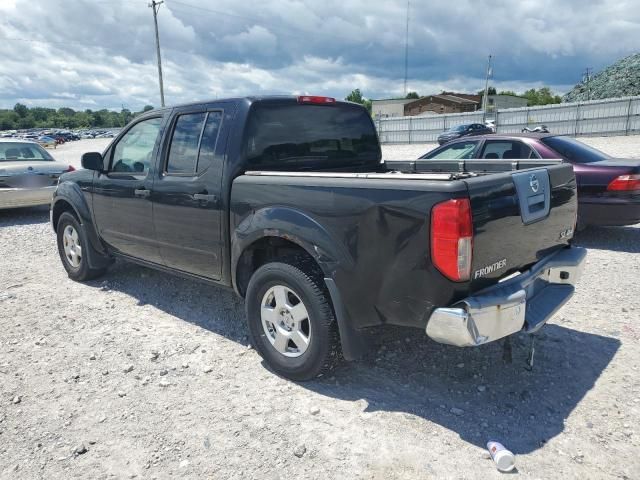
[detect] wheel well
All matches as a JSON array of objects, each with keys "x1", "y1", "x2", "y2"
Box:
[
  {"x1": 235, "y1": 237, "x2": 324, "y2": 297},
  {"x1": 51, "y1": 200, "x2": 78, "y2": 231}
]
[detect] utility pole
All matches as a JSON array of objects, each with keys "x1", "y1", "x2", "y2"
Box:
[
  {"x1": 583, "y1": 68, "x2": 592, "y2": 101},
  {"x1": 482, "y1": 54, "x2": 492, "y2": 120},
  {"x1": 149, "y1": 0, "x2": 165, "y2": 107},
  {"x1": 403, "y1": 1, "x2": 410, "y2": 96}
]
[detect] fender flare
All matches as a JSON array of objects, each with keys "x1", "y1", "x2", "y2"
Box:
[
  {"x1": 231, "y1": 206, "x2": 365, "y2": 360},
  {"x1": 52, "y1": 182, "x2": 110, "y2": 268}
]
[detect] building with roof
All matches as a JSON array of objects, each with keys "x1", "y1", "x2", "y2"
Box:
[
  {"x1": 371, "y1": 98, "x2": 415, "y2": 118},
  {"x1": 404, "y1": 94, "x2": 481, "y2": 116},
  {"x1": 486, "y1": 94, "x2": 528, "y2": 111}
]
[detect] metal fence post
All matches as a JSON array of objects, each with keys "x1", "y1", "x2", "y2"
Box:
[
  {"x1": 408, "y1": 117, "x2": 412, "y2": 144},
  {"x1": 625, "y1": 97, "x2": 633, "y2": 135},
  {"x1": 574, "y1": 103, "x2": 581, "y2": 136},
  {"x1": 495, "y1": 110, "x2": 499, "y2": 133}
]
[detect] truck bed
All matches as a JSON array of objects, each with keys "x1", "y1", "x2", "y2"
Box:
[{"x1": 232, "y1": 161, "x2": 578, "y2": 332}]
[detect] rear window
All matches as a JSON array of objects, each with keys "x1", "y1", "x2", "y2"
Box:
[
  {"x1": 244, "y1": 103, "x2": 381, "y2": 170},
  {"x1": 422, "y1": 140, "x2": 479, "y2": 159},
  {"x1": 541, "y1": 136, "x2": 609, "y2": 163},
  {"x1": 0, "y1": 142, "x2": 53, "y2": 162}
]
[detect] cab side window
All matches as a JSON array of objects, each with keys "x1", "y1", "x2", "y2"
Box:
[
  {"x1": 165, "y1": 111, "x2": 223, "y2": 175},
  {"x1": 111, "y1": 117, "x2": 163, "y2": 174}
]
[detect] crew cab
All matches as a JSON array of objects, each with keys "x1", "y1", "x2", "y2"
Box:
[{"x1": 51, "y1": 96, "x2": 586, "y2": 380}]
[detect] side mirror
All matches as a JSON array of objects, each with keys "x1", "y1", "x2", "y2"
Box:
[{"x1": 81, "y1": 152, "x2": 104, "y2": 172}]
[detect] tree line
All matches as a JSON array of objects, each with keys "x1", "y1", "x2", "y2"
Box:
[{"x1": 0, "y1": 103, "x2": 155, "y2": 131}]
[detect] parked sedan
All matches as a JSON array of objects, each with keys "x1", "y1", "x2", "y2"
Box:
[
  {"x1": 0, "y1": 140, "x2": 74, "y2": 210},
  {"x1": 420, "y1": 134, "x2": 640, "y2": 227},
  {"x1": 436, "y1": 123, "x2": 493, "y2": 145},
  {"x1": 36, "y1": 135, "x2": 57, "y2": 148}
]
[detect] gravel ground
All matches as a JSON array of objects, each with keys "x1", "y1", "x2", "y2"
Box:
[{"x1": 1, "y1": 137, "x2": 639, "y2": 479}]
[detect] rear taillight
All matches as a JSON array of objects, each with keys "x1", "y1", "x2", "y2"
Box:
[
  {"x1": 431, "y1": 198, "x2": 473, "y2": 282},
  {"x1": 297, "y1": 95, "x2": 336, "y2": 105},
  {"x1": 65, "y1": 165, "x2": 76, "y2": 172},
  {"x1": 607, "y1": 174, "x2": 640, "y2": 191}
]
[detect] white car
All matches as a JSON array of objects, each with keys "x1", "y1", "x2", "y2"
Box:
[{"x1": 0, "y1": 139, "x2": 74, "y2": 209}]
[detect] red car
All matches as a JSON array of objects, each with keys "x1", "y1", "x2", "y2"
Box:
[{"x1": 420, "y1": 134, "x2": 640, "y2": 228}]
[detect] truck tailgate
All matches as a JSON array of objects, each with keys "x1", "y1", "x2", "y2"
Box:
[{"x1": 465, "y1": 163, "x2": 577, "y2": 292}]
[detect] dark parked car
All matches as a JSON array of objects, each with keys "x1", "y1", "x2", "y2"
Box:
[
  {"x1": 437, "y1": 123, "x2": 493, "y2": 145},
  {"x1": 51, "y1": 96, "x2": 585, "y2": 381},
  {"x1": 421, "y1": 134, "x2": 640, "y2": 228}
]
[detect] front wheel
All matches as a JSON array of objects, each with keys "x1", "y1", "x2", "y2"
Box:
[
  {"x1": 56, "y1": 212, "x2": 107, "y2": 281},
  {"x1": 246, "y1": 262, "x2": 340, "y2": 381}
]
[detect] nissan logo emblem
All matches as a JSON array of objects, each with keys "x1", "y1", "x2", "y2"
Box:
[{"x1": 529, "y1": 174, "x2": 540, "y2": 193}]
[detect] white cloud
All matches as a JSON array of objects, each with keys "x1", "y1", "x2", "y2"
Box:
[{"x1": 0, "y1": 0, "x2": 637, "y2": 110}]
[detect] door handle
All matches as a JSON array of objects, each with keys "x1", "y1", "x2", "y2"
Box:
[
  {"x1": 192, "y1": 193, "x2": 217, "y2": 202},
  {"x1": 134, "y1": 188, "x2": 151, "y2": 198}
]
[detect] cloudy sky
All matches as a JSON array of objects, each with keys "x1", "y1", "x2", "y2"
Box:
[{"x1": 0, "y1": 0, "x2": 638, "y2": 110}]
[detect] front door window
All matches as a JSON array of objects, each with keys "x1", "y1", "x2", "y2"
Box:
[{"x1": 111, "y1": 117, "x2": 163, "y2": 174}]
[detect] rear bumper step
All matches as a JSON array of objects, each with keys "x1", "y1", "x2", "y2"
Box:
[{"x1": 426, "y1": 247, "x2": 587, "y2": 347}]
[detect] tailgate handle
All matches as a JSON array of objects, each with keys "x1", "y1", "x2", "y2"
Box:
[{"x1": 512, "y1": 169, "x2": 551, "y2": 224}]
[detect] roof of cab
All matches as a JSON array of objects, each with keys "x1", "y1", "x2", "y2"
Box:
[{"x1": 144, "y1": 95, "x2": 358, "y2": 113}]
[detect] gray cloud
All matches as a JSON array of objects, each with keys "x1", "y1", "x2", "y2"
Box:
[{"x1": 0, "y1": 0, "x2": 638, "y2": 110}]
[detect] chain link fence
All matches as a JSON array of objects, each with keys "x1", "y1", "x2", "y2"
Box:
[{"x1": 376, "y1": 96, "x2": 640, "y2": 143}]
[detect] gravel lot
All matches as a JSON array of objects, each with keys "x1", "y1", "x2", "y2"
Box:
[{"x1": 1, "y1": 137, "x2": 639, "y2": 479}]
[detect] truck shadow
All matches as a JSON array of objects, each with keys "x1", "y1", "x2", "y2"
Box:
[
  {"x1": 307, "y1": 325, "x2": 619, "y2": 455},
  {"x1": 94, "y1": 260, "x2": 619, "y2": 456},
  {"x1": 574, "y1": 225, "x2": 640, "y2": 253}
]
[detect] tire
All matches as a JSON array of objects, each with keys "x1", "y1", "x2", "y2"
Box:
[
  {"x1": 56, "y1": 211, "x2": 107, "y2": 281},
  {"x1": 246, "y1": 262, "x2": 340, "y2": 381}
]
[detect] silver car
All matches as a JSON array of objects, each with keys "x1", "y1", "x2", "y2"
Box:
[{"x1": 0, "y1": 139, "x2": 74, "y2": 209}]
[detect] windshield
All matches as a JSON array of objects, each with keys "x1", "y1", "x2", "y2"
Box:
[
  {"x1": 448, "y1": 125, "x2": 467, "y2": 132},
  {"x1": 245, "y1": 103, "x2": 381, "y2": 170},
  {"x1": 0, "y1": 142, "x2": 54, "y2": 162},
  {"x1": 541, "y1": 136, "x2": 610, "y2": 163}
]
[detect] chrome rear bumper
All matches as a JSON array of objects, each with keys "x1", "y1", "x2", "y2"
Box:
[{"x1": 426, "y1": 247, "x2": 587, "y2": 347}]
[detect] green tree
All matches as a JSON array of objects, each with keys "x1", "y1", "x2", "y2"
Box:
[
  {"x1": 522, "y1": 87, "x2": 562, "y2": 106},
  {"x1": 478, "y1": 86, "x2": 497, "y2": 96},
  {"x1": 345, "y1": 89, "x2": 372, "y2": 113},
  {"x1": 345, "y1": 89, "x2": 365, "y2": 104},
  {"x1": 13, "y1": 103, "x2": 28, "y2": 118},
  {"x1": 405, "y1": 91, "x2": 419, "y2": 99},
  {"x1": 143, "y1": 105, "x2": 154, "y2": 112},
  {"x1": 498, "y1": 90, "x2": 518, "y2": 96}
]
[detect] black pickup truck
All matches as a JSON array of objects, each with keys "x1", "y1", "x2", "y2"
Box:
[{"x1": 51, "y1": 95, "x2": 586, "y2": 380}]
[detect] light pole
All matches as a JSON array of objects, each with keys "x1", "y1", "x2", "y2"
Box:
[
  {"x1": 149, "y1": 0, "x2": 165, "y2": 107},
  {"x1": 482, "y1": 54, "x2": 492, "y2": 120}
]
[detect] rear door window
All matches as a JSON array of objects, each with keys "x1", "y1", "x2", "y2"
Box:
[
  {"x1": 480, "y1": 140, "x2": 536, "y2": 159},
  {"x1": 165, "y1": 111, "x2": 223, "y2": 175},
  {"x1": 423, "y1": 141, "x2": 479, "y2": 159}
]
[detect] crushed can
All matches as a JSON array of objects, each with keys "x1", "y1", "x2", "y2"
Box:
[{"x1": 486, "y1": 441, "x2": 516, "y2": 472}]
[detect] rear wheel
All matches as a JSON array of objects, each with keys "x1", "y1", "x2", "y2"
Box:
[
  {"x1": 246, "y1": 262, "x2": 340, "y2": 381},
  {"x1": 56, "y1": 212, "x2": 107, "y2": 281}
]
